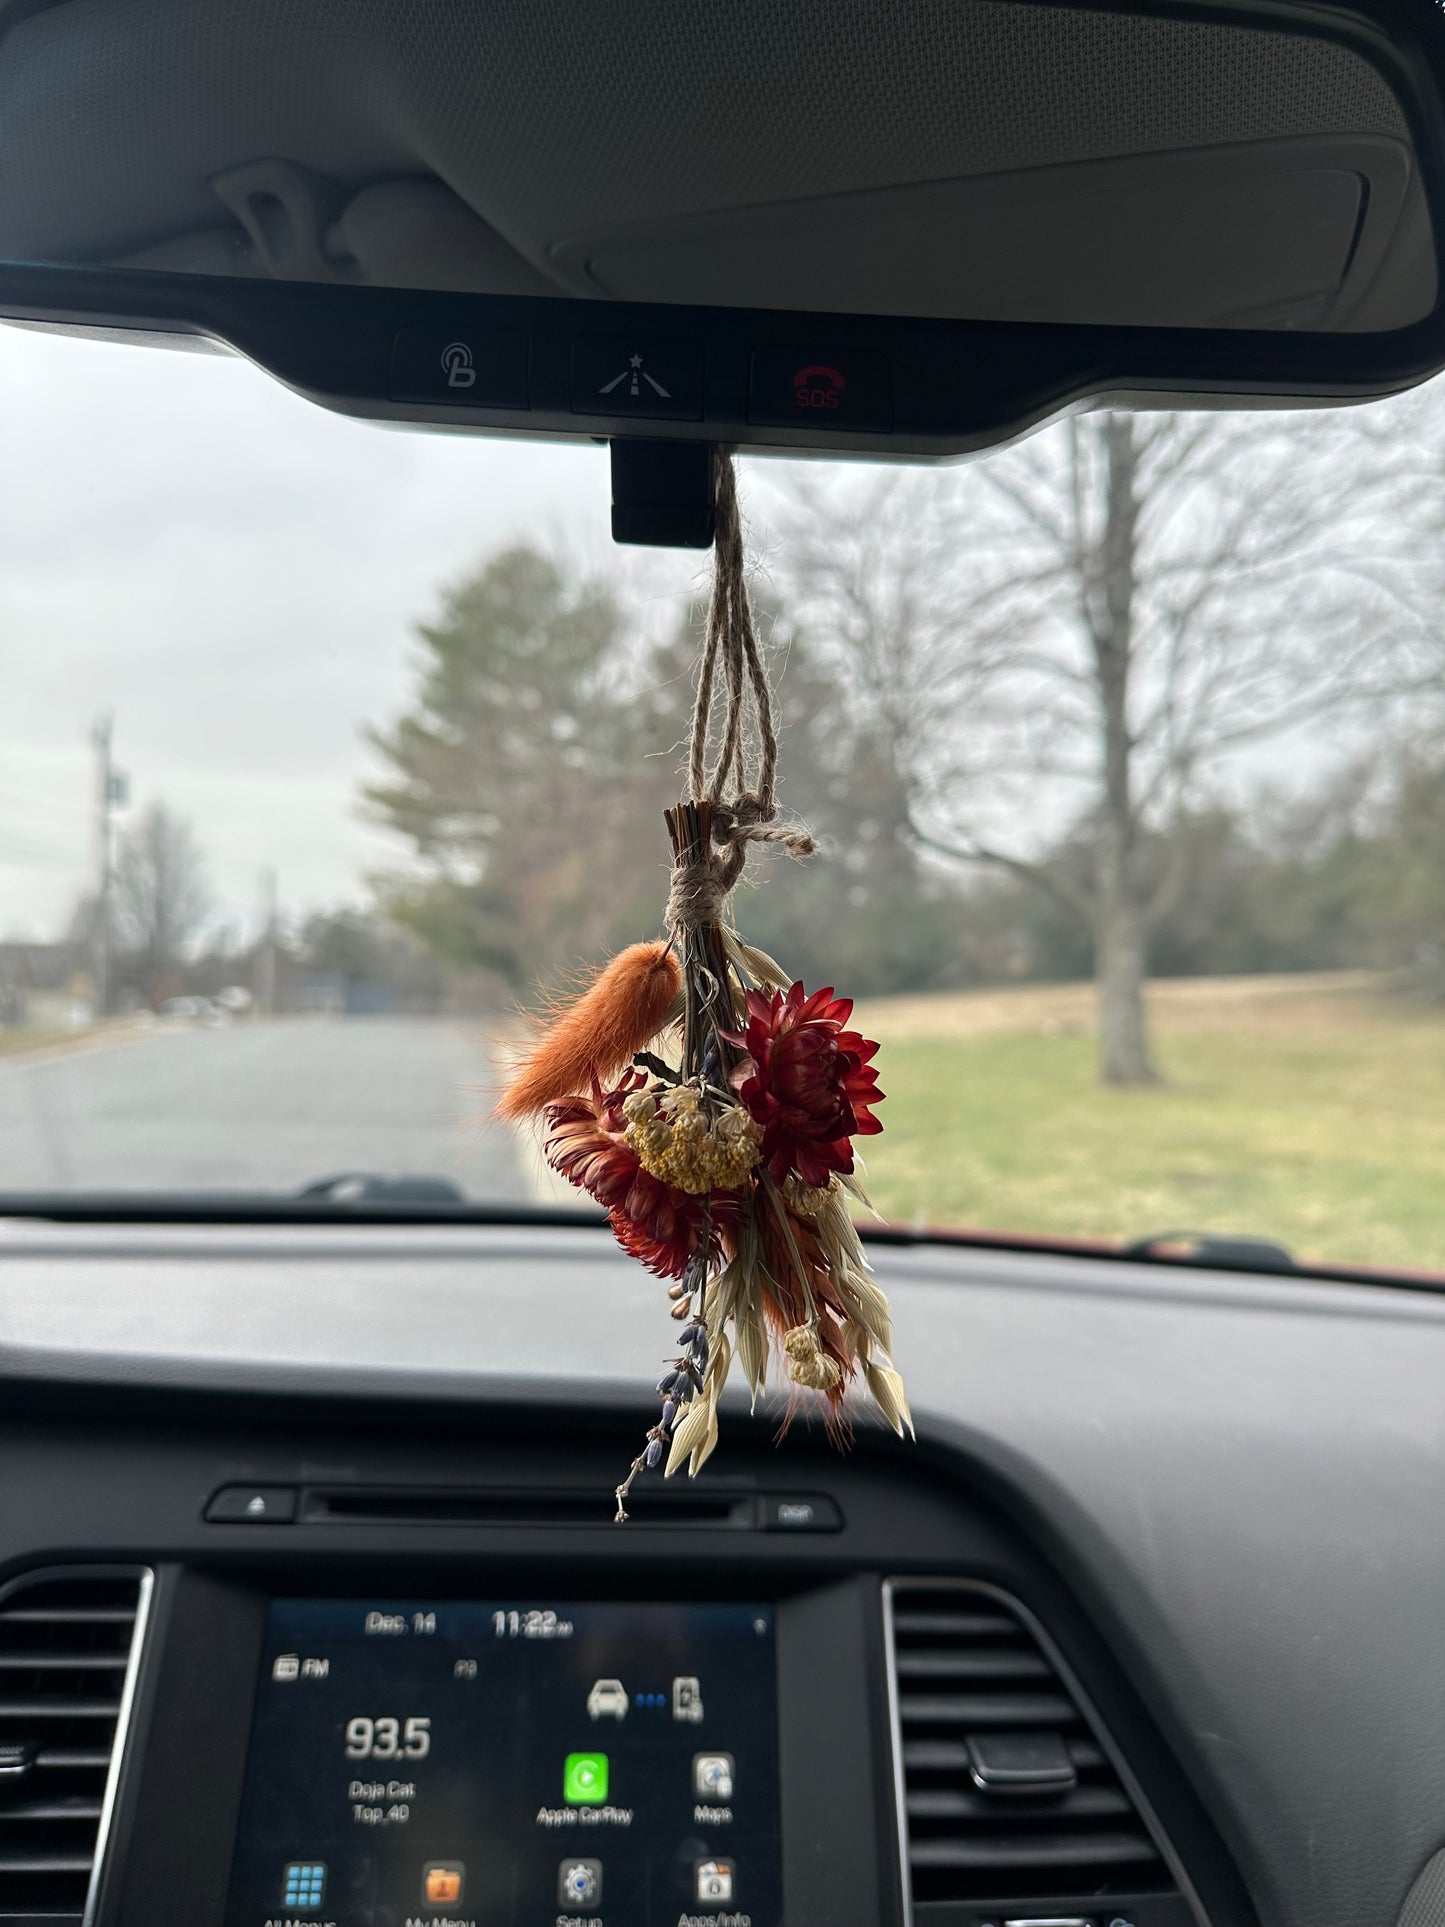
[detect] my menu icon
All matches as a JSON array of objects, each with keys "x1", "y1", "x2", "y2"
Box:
[{"x1": 422, "y1": 1862, "x2": 464, "y2": 1904}]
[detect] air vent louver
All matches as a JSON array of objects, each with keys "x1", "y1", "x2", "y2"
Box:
[
  {"x1": 886, "y1": 1580, "x2": 1180, "y2": 1912},
  {"x1": 0, "y1": 1571, "x2": 149, "y2": 1924}
]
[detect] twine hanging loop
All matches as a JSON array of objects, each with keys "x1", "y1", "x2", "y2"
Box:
[{"x1": 665, "y1": 454, "x2": 815, "y2": 932}]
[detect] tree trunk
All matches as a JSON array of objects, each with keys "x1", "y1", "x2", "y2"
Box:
[
  {"x1": 1088, "y1": 416, "x2": 1159, "y2": 1085},
  {"x1": 1093, "y1": 866, "x2": 1156, "y2": 1084}
]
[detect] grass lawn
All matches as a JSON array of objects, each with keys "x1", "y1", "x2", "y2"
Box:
[
  {"x1": 0, "y1": 1028, "x2": 73, "y2": 1058},
  {"x1": 855, "y1": 971, "x2": 1445, "y2": 1275}
]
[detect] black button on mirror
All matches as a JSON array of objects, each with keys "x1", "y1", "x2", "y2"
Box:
[
  {"x1": 390, "y1": 328, "x2": 529, "y2": 407},
  {"x1": 748, "y1": 347, "x2": 890, "y2": 430},
  {"x1": 570, "y1": 337, "x2": 703, "y2": 420}
]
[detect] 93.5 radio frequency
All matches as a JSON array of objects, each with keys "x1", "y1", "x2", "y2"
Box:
[{"x1": 343, "y1": 1715, "x2": 431, "y2": 1759}]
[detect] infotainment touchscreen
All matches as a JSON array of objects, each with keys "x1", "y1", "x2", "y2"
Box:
[{"x1": 223, "y1": 1599, "x2": 780, "y2": 1927}]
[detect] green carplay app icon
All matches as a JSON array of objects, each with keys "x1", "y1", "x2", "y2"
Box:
[{"x1": 564, "y1": 1752, "x2": 609, "y2": 1804}]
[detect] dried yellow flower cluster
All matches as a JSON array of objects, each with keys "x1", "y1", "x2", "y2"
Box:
[
  {"x1": 782, "y1": 1322, "x2": 843, "y2": 1392},
  {"x1": 623, "y1": 1083, "x2": 762, "y2": 1194}
]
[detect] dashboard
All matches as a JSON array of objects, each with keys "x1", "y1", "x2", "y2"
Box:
[{"x1": 2, "y1": 1218, "x2": 1445, "y2": 1927}]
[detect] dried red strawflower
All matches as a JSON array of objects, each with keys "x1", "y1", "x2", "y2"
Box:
[
  {"x1": 544, "y1": 1071, "x2": 734, "y2": 1278},
  {"x1": 723, "y1": 983, "x2": 884, "y2": 1187}
]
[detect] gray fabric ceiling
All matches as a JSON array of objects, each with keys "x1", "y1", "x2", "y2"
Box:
[{"x1": 0, "y1": 0, "x2": 1409, "y2": 270}]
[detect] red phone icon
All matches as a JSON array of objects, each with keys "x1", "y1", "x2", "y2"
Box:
[{"x1": 793, "y1": 363, "x2": 847, "y2": 410}]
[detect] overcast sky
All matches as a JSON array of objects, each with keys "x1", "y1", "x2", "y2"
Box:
[{"x1": 0, "y1": 323, "x2": 713, "y2": 944}]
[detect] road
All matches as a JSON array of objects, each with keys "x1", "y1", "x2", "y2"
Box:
[{"x1": 0, "y1": 1017, "x2": 527, "y2": 1196}]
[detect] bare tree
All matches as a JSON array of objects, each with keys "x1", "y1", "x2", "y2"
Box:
[
  {"x1": 112, "y1": 801, "x2": 211, "y2": 994},
  {"x1": 767, "y1": 402, "x2": 1436, "y2": 1082}
]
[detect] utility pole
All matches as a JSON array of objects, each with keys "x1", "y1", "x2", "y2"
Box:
[
  {"x1": 90, "y1": 713, "x2": 114, "y2": 1018},
  {"x1": 89, "y1": 714, "x2": 129, "y2": 1018},
  {"x1": 256, "y1": 866, "x2": 277, "y2": 1017}
]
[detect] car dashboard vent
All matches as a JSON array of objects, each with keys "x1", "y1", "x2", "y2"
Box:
[
  {"x1": 0, "y1": 1569, "x2": 151, "y2": 1924},
  {"x1": 886, "y1": 1579, "x2": 1188, "y2": 1919}
]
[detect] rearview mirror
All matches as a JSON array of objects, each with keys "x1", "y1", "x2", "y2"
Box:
[{"x1": 3, "y1": 0, "x2": 1444, "y2": 539}]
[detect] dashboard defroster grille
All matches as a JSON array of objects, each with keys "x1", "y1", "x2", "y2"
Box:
[
  {"x1": 0, "y1": 1569, "x2": 151, "y2": 1924},
  {"x1": 885, "y1": 1578, "x2": 1181, "y2": 1914}
]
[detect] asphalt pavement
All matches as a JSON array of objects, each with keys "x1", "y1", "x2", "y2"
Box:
[{"x1": 0, "y1": 1016, "x2": 527, "y2": 1196}]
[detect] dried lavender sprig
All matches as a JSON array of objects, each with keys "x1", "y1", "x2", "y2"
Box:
[{"x1": 615, "y1": 1254, "x2": 711, "y2": 1523}]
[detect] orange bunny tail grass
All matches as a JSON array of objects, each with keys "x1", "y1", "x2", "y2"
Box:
[{"x1": 496, "y1": 940, "x2": 682, "y2": 1123}]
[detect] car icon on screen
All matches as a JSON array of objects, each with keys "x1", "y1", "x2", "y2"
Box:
[{"x1": 586, "y1": 1678, "x2": 629, "y2": 1721}]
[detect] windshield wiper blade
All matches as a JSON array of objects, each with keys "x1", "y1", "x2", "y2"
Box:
[
  {"x1": 295, "y1": 1172, "x2": 469, "y2": 1205},
  {"x1": 1119, "y1": 1228, "x2": 1297, "y2": 1274}
]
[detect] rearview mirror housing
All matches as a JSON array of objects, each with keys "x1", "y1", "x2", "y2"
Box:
[{"x1": 3, "y1": 0, "x2": 1445, "y2": 525}]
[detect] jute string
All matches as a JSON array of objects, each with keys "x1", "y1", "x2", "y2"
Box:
[{"x1": 666, "y1": 453, "x2": 816, "y2": 932}]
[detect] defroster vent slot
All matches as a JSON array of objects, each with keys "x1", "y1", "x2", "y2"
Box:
[{"x1": 302, "y1": 1485, "x2": 755, "y2": 1528}]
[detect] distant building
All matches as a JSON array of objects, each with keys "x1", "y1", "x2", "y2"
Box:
[
  {"x1": 0, "y1": 941, "x2": 95, "y2": 1030},
  {"x1": 284, "y1": 971, "x2": 399, "y2": 1018}
]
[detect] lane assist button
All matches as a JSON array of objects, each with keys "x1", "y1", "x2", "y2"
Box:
[
  {"x1": 570, "y1": 337, "x2": 703, "y2": 420},
  {"x1": 390, "y1": 328, "x2": 529, "y2": 408},
  {"x1": 748, "y1": 348, "x2": 890, "y2": 432}
]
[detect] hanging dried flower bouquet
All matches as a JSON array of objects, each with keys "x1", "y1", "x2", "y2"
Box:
[{"x1": 498, "y1": 459, "x2": 911, "y2": 1518}]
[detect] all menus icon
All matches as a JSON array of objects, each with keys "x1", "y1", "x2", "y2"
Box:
[{"x1": 281, "y1": 1861, "x2": 325, "y2": 1909}]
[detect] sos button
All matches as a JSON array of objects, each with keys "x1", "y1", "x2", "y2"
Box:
[{"x1": 747, "y1": 348, "x2": 891, "y2": 431}]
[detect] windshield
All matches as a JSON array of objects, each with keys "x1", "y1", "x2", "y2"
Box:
[{"x1": 2, "y1": 325, "x2": 1442, "y2": 1277}]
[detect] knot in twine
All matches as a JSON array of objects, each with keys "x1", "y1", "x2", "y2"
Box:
[{"x1": 665, "y1": 454, "x2": 816, "y2": 934}]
